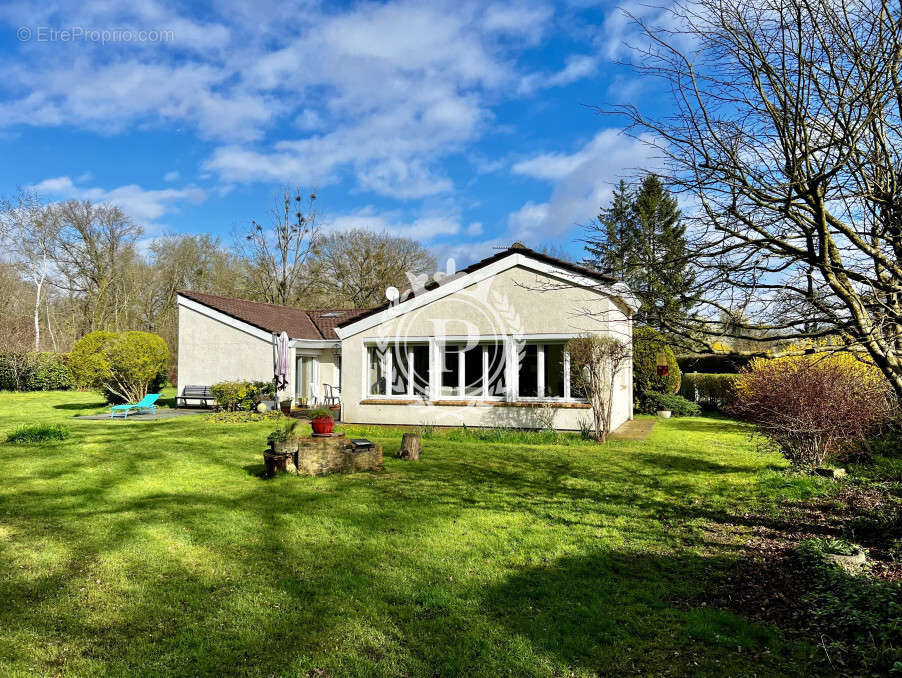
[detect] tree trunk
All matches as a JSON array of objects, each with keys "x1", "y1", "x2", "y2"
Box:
[
  {"x1": 32, "y1": 258, "x2": 45, "y2": 351},
  {"x1": 45, "y1": 297, "x2": 57, "y2": 351},
  {"x1": 397, "y1": 433, "x2": 422, "y2": 460}
]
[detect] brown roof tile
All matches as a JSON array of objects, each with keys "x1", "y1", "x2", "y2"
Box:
[
  {"x1": 307, "y1": 309, "x2": 366, "y2": 339},
  {"x1": 178, "y1": 290, "x2": 361, "y2": 340}
]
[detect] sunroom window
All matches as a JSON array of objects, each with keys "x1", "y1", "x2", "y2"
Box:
[
  {"x1": 441, "y1": 341, "x2": 506, "y2": 398},
  {"x1": 367, "y1": 346, "x2": 387, "y2": 396},
  {"x1": 369, "y1": 343, "x2": 430, "y2": 398},
  {"x1": 544, "y1": 343, "x2": 565, "y2": 398},
  {"x1": 517, "y1": 341, "x2": 575, "y2": 400},
  {"x1": 517, "y1": 344, "x2": 538, "y2": 398}
]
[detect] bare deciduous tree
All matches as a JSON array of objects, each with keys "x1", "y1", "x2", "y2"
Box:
[
  {"x1": 306, "y1": 229, "x2": 436, "y2": 308},
  {"x1": 50, "y1": 200, "x2": 142, "y2": 334},
  {"x1": 0, "y1": 191, "x2": 58, "y2": 350},
  {"x1": 238, "y1": 188, "x2": 319, "y2": 305},
  {"x1": 607, "y1": 0, "x2": 902, "y2": 398},
  {"x1": 566, "y1": 334, "x2": 632, "y2": 442}
]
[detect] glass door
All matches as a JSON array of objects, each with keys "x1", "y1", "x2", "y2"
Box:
[{"x1": 295, "y1": 356, "x2": 317, "y2": 405}]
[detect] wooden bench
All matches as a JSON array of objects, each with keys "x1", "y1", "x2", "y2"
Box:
[{"x1": 176, "y1": 385, "x2": 213, "y2": 408}]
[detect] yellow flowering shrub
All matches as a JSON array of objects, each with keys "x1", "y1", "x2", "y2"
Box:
[{"x1": 732, "y1": 350, "x2": 892, "y2": 467}]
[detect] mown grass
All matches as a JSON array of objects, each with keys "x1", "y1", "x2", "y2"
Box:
[{"x1": 0, "y1": 390, "x2": 832, "y2": 676}]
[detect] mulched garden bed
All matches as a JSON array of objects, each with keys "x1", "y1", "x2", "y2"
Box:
[{"x1": 704, "y1": 481, "x2": 902, "y2": 674}]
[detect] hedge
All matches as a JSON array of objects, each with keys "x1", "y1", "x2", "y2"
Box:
[
  {"x1": 679, "y1": 373, "x2": 738, "y2": 410},
  {"x1": 0, "y1": 352, "x2": 75, "y2": 391},
  {"x1": 677, "y1": 353, "x2": 754, "y2": 374},
  {"x1": 633, "y1": 327, "x2": 681, "y2": 395}
]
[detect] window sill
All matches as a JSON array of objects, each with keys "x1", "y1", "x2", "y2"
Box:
[{"x1": 359, "y1": 399, "x2": 591, "y2": 409}]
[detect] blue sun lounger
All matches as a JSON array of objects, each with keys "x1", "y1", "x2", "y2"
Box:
[{"x1": 109, "y1": 393, "x2": 161, "y2": 419}]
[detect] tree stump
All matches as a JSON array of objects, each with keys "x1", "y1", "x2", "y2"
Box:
[{"x1": 396, "y1": 433, "x2": 422, "y2": 460}]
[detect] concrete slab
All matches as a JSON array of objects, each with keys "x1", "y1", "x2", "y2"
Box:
[{"x1": 609, "y1": 418, "x2": 656, "y2": 441}]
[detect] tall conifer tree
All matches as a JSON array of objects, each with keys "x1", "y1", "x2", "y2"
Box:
[{"x1": 584, "y1": 175, "x2": 695, "y2": 330}]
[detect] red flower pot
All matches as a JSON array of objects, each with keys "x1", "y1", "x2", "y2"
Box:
[{"x1": 311, "y1": 416, "x2": 334, "y2": 435}]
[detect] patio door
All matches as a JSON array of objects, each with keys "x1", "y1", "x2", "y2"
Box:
[{"x1": 295, "y1": 355, "x2": 318, "y2": 405}]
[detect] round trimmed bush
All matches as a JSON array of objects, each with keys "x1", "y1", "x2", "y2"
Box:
[
  {"x1": 633, "y1": 327, "x2": 681, "y2": 395},
  {"x1": 70, "y1": 330, "x2": 169, "y2": 403}
]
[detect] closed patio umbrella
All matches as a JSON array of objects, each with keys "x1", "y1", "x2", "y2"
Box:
[{"x1": 274, "y1": 331, "x2": 290, "y2": 392}]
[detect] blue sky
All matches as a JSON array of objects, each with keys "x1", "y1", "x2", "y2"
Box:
[{"x1": 0, "y1": 0, "x2": 671, "y2": 265}]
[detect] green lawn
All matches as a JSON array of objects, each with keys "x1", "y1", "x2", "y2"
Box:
[{"x1": 0, "y1": 390, "x2": 829, "y2": 677}]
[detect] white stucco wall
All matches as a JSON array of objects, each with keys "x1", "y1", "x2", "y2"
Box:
[
  {"x1": 177, "y1": 305, "x2": 275, "y2": 394},
  {"x1": 339, "y1": 265, "x2": 634, "y2": 431},
  {"x1": 178, "y1": 302, "x2": 341, "y2": 406}
]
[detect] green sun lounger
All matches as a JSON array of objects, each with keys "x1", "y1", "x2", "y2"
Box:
[{"x1": 109, "y1": 393, "x2": 161, "y2": 419}]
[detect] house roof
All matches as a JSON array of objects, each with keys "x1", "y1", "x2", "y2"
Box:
[
  {"x1": 335, "y1": 243, "x2": 619, "y2": 330},
  {"x1": 177, "y1": 290, "x2": 362, "y2": 340},
  {"x1": 179, "y1": 245, "x2": 623, "y2": 341}
]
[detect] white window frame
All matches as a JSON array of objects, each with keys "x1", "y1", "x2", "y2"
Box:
[
  {"x1": 515, "y1": 340, "x2": 584, "y2": 403},
  {"x1": 437, "y1": 341, "x2": 507, "y2": 401},
  {"x1": 365, "y1": 342, "x2": 430, "y2": 399},
  {"x1": 363, "y1": 335, "x2": 589, "y2": 403}
]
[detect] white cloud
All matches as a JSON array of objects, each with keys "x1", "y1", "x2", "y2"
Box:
[
  {"x1": 325, "y1": 206, "x2": 462, "y2": 241},
  {"x1": 507, "y1": 128, "x2": 661, "y2": 242},
  {"x1": 28, "y1": 175, "x2": 207, "y2": 227},
  {"x1": 163, "y1": 170, "x2": 180, "y2": 182},
  {"x1": 519, "y1": 53, "x2": 600, "y2": 94},
  {"x1": 0, "y1": 0, "x2": 590, "y2": 200},
  {"x1": 599, "y1": 2, "x2": 694, "y2": 61}
]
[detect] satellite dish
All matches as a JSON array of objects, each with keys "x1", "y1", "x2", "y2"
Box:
[{"x1": 385, "y1": 286, "x2": 400, "y2": 302}]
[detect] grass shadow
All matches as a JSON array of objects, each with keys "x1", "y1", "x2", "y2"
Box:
[
  {"x1": 53, "y1": 401, "x2": 107, "y2": 411},
  {"x1": 479, "y1": 550, "x2": 816, "y2": 676}
]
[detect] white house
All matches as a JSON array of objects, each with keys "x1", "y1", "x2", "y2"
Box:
[{"x1": 176, "y1": 244, "x2": 639, "y2": 431}]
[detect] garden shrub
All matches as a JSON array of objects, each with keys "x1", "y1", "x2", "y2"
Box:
[
  {"x1": 731, "y1": 352, "x2": 893, "y2": 468},
  {"x1": 679, "y1": 373, "x2": 737, "y2": 411},
  {"x1": 210, "y1": 380, "x2": 276, "y2": 411},
  {"x1": 0, "y1": 351, "x2": 75, "y2": 391},
  {"x1": 70, "y1": 331, "x2": 169, "y2": 404},
  {"x1": 6, "y1": 423, "x2": 71, "y2": 443},
  {"x1": 640, "y1": 391, "x2": 701, "y2": 416},
  {"x1": 633, "y1": 327, "x2": 681, "y2": 395}
]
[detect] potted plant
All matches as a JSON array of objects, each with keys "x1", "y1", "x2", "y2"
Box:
[
  {"x1": 308, "y1": 407, "x2": 335, "y2": 435},
  {"x1": 279, "y1": 398, "x2": 292, "y2": 415},
  {"x1": 267, "y1": 419, "x2": 300, "y2": 455}
]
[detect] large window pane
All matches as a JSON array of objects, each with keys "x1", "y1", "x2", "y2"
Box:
[
  {"x1": 411, "y1": 344, "x2": 430, "y2": 397},
  {"x1": 441, "y1": 345, "x2": 460, "y2": 396},
  {"x1": 367, "y1": 346, "x2": 386, "y2": 396},
  {"x1": 464, "y1": 346, "x2": 483, "y2": 396},
  {"x1": 544, "y1": 344, "x2": 565, "y2": 398},
  {"x1": 486, "y1": 344, "x2": 506, "y2": 397},
  {"x1": 517, "y1": 343, "x2": 538, "y2": 398},
  {"x1": 570, "y1": 358, "x2": 586, "y2": 399},
  {"x1": 391, "y1": 345, "x2": 409, "y2": 395}
]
